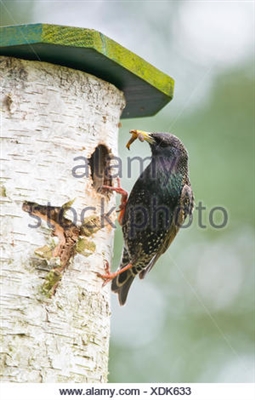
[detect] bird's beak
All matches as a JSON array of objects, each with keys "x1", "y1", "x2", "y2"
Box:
[{"x1": 126, "y1": 130, "x2": 155, "y2": 150}]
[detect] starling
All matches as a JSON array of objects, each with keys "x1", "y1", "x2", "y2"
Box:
[{"x1": 98, "y1": 130, "x2": 194, "y2": 305}]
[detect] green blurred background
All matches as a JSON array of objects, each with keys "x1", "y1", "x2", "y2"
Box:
[{"x1": 1, "y1": 0, "x2": 254, "y2": 383}]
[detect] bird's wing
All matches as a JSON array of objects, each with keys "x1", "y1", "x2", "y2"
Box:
[
  {"x1": 139, "y1": 183, "x2": 193, "y2": 280},
  {"x1": 138, "y1": 254, "x2": 158, "y2": 279},
  {"x1": 138, "y1": 220, "x2": 179, "y2": 280},
  {"x1": 118, "y1": 247, "x2": 131, "y2": 270},
  {"x1": 176, "y1": 183, "x2": 194, "y2": 226}
]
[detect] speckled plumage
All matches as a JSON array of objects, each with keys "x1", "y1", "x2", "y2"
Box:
[{"x1": 111, "y1": 131, "x2": 194, "y2": 305}]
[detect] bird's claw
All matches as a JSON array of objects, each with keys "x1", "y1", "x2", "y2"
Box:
[
  {"x1": 101, "y1": 177, "x2": 127, "y2": 197},
  {"x1": 101, "y1": 177, "x2": 128, "y2": 225},
  {"x1": 97, "y1": 260, "x2": 114, "y2": 286}
]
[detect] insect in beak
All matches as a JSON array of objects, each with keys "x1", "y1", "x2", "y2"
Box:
[{"x1": 126, "y1": 129, "x2": 155, "y2": 150}]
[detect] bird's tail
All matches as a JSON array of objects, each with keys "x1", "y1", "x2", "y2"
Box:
[{"x1": 111, "y1": 269, "x2": 136, "y2": 306}]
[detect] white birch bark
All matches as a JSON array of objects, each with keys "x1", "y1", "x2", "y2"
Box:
[{"x1": 0, "y1": 56, "x2": 125, "y2": 382}]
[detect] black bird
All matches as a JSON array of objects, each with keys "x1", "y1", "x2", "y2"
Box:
[{"x1": 98, "y1": 130, "x2": 194, "y2": 305}]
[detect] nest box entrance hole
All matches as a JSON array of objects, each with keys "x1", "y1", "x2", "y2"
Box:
[{"x1": 89, "y1": 144, "x2": 112, "y2": 191}]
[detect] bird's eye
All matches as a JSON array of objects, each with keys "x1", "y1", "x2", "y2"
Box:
[{"x1": 155, "y1": 138, "x2": 167, "y2": 147}]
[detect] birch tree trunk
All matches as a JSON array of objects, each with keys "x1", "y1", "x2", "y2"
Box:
[{"x1": 0, "y1": 56, "x2": 125, "y2": 382}]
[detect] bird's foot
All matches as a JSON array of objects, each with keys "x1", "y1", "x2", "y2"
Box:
[
  {"x1": 102, "y1": 177, "x2": 128, "y2": 225},
  {"x1": 97, "y1": 260, "x2": 133, "y2": 287},
  {"x1": 97, "y1": 260, "x2": 114, "y2": 287}
]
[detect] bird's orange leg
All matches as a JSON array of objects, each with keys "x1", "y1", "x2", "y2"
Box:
[
  {"x1": 97, "y1": 260, "x2": 133, "y2": 287},
  {"x1": 102, "y1": 177, "x2": 128, "y2": 225}
]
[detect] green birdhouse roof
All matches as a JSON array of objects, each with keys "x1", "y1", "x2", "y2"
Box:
[{"x1": 0, "y1": 23, "x2": 174, "y2": 119}]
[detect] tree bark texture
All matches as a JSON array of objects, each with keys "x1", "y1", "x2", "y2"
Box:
[{"x1": 0, "y1": 56, "x2": 125, "y2": 382}]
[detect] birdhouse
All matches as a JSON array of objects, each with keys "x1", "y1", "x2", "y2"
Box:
[{"x1": 0, "y1": 23, "x2": 174, "y2": 384}]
